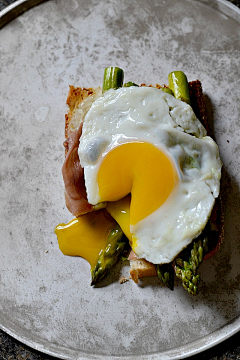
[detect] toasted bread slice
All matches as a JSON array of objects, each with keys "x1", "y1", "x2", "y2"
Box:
[{"x1": 64, "y1": 81, "x2": 224, "y2": 284}]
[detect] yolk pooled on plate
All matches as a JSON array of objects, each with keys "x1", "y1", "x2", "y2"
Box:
[
  {"x1": 98, "y1": 142, "x2": 178, "y2": 226},
  {"x1": 55, "y1": 210, "x2": 117, "y2": 270}
]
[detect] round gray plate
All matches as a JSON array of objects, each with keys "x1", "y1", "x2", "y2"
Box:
[{"x1": 0, "y1": 0, "x2": 240, "y2": 359}]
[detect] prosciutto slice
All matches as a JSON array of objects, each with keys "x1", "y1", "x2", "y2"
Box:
[
  {"x1": 128, "y1": 249, "x2": 138, "y2": 260},
  {"x1": 62, "y1": 123, "x2": 93, "y2": 217}
]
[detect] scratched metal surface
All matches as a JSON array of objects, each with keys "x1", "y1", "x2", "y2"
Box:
[{"x1": 0, "y1": 1, "x2": 240, "y2": 360}]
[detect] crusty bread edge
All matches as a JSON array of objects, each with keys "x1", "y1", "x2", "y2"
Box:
[{"x1": 129, "y1": 259, "x2": 157, "y2": 283}]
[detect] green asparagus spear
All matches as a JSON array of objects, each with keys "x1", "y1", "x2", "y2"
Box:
[
  {"x1": 123, "y1": 81, "x2": 139, "y2": 87},
  {"x1": 156, "y1": 263, "x2": 174, "y2": 291},
  {"x1": 102, "y1": 67, "x2": 124, "y2": 93},
  {"x1": 91, "y1": 224, "x2": 127, "y2": 285},
  {"x1": 161, "y1": 87, "x2": 174, "y2": 96},
  {"x1": 168, "y1": 71, "x2": 191, "y2": 105},
  {"x1": 174, "y1": 233, "x2": 208, "y2": 295}
]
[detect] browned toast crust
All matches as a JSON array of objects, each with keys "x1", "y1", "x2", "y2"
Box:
[
  {"x1": 65, "y1": 86, "x2": 98, "y2": 139},
  {"x1": 189, "y1": 80, "x2": 209, "y2": 132}
]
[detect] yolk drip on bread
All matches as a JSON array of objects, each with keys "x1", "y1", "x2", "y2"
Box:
[{"x1": 55, "y1": 210, "x2": 117, "y2": 270}]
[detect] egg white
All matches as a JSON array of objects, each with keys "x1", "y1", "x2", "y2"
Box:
[{"x1": 78, "y1": 86, "x2": 222, "y2": 264}]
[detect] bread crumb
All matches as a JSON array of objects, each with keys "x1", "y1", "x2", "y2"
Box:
[{"x1": 119, "y1": 276, "x2": 129, "y2": 284}]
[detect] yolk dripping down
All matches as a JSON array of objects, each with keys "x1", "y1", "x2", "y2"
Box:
[
  {"x1": 106, "y1": 195, "x2": 131, "y2": 240},
  {"x1": 55, "y1": 210, "x2": 117, "y2": 270},
  {"x1": 55, "y1": 142, "x2": 178, "y2": 268},
  {"x1": 98, "y1": 142, "x2": 178, "y2": 227}
]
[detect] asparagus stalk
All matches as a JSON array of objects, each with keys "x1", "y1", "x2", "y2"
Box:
[
  {"x1": 161, "y1": 87, "x2": 174, "y2": 96},
  {"x1": 156, "y1": 263, "x2": 174, "y2": 291},
  {"x1": 123, "y1": 81, "x2": 139, "y2": 87},
  {"x1": 91, "y1": 224, "x2": 127, "y2": 285},
  {"x1": 174, "y1": 234, "x2": 208, "y2": 295},
  {"x1": 168, "y1": 71, "x2": 191, "y2": 105},
  {"x1": 102, "y1": 67, "x2": 124, "y2": 93}
]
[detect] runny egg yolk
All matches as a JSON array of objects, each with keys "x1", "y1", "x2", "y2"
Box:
[
  {"x1": 55, "y1": 142, "x2": 179, "y2": 269},
  {"x1": 98, "y1": 142, "x2": 178, "y2": 228},
  {"x1": 55, "y1": 210, "x2": 117, "y2": 270}
]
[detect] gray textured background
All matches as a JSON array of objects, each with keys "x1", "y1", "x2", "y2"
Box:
[{"x1": 0, "y1": 1, "x2": 240, "y2": 360}]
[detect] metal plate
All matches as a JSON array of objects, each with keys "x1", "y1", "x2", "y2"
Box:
[{"x1": 0, "y1": 0, "x2": 240, "y2": 359}]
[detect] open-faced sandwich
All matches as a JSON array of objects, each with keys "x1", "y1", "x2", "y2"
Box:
[{"x1": 55, "y1": 67, "x2": 224, "y2": 295}]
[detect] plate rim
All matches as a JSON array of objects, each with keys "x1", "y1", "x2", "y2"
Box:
[
  {"x1": 1, "y1": 315, "x2": 240, "y2": 360},
  {"x1": 1, "y1": 0, "x2": 240, "y2": 29},
  {"x1": 0, "y1": 0, "x2": 48, "y2": 29},
  {"x1": 0, "y1": 0, "x2": 240, "y2": 359}
]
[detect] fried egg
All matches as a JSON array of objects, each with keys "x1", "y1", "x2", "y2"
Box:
[{"x1": 78, "y1": 86, "x2": 222, "y2": 264}]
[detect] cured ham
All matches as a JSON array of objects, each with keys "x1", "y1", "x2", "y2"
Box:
[{"x1": 62, "y1": 123, "x2": 93, "y2": 217}]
